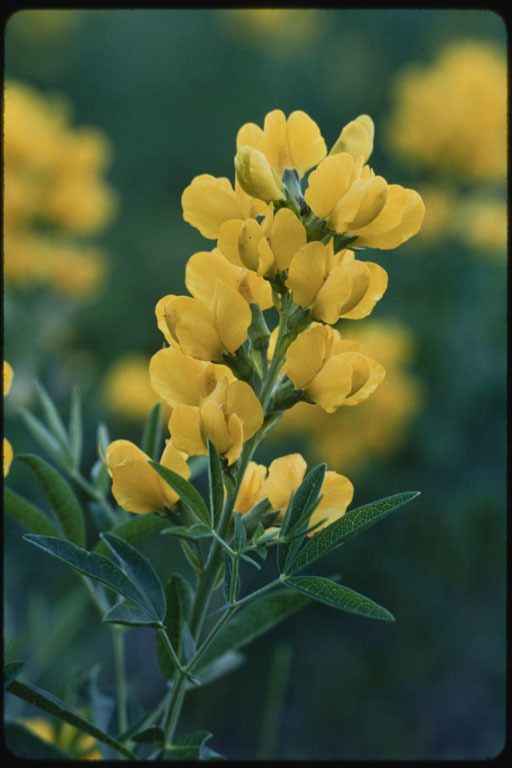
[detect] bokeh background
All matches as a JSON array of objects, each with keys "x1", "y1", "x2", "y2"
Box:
[{"x1": 3, "y1": 9, "x2": 507, "y2": 760}]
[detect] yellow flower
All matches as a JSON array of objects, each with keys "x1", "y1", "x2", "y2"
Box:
[
  {"x1": 236, "y1": 109, "x2": 327, "y2": 182},
  {"x1": 185, "y1": 248, "x2": 272, "y2": 309},
  {"x1": 285, "y1": 323, "x2": 385, "y2": 413},
  {"x1": 304, "y1": 148, "x2": 425, "y2": 249},
  {"x1": 155, "y1": 280, "x2": 252, "y2": 362},
  {"x1": 330, "y1": 114, "x2": 374, "y2": 161},
  {"x1": 235, "y1": 145, "x2": 285, "y2": 202},
  {"x1": 274, "y1": 320, "x2": 422, "y2": 471},
  {"x1": 217, "y1": 206, "x2": 307, "y2": 276},
  {"x1": 454, "y1": 197, "x2": 507, "y2": 255},
  {"x1": 106, "y1": 439, "x2": 190, "y2": 515},
  {"x1": 234, "y1": 453, "x2": 353, "y2": 533},
  {"x1": 21, "y1": 716, "x2": 101, "y2": 760},
  {"x1": 386, "y1": 41, "x2": 507, "y2": 182},
  {"x1": 169, "y1": 376, "x2": 263, "y2": 465},
  {"x1": 181, "y1": 173, "x2": 269, "y2": 239},
  {"x1": 149, "y1": 346, "x2": 235, "y2": 408},
  {"x1": 4, "y1": 361, "x2": 14, "y2": 477},
  {"x1": 286, "y1": 240, "x2": 387, "y2": 323}
]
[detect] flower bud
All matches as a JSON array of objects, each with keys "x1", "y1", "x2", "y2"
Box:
[
  {"x1": 330, "y1": 114, "x2": 374, "y2": 161},
  {"x1": 235, "y1": 145, "x2": 285, "y2": 203}
]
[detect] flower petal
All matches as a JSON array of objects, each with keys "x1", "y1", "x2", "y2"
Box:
[
  {"x1": 182, "y1": 174, "x2": 243, "y2": 239},
  {"x1": 304, "y1": 153, "x2": 354, "y2": 219},
  {"x1": 226, "y1": 380, "x2": 264, "y2": 440},
  {"x1": 310, "y1": 471, "x2": 354, "y2": 531},
  {"x1": 170, "y1": 404, "x2": 207, "y2": 456},
  {"x1": 106, "y1": 440, "x2": 167, "y2": 514},
  {"x1": 287, "y1": 110, "x2": 327, "y2": 177},
  {"x1": 212, "y1": 280, "x2": 252, "y2": 354},
  {"x1": 261, "y1": 453, "x2": 307, "y2": 511},
  {"x1": 285, "y1": 324, "x2": 331, "y2": 390},
  {"x1": 269, "y1": 207, "x2": 307, "y2": 272}
]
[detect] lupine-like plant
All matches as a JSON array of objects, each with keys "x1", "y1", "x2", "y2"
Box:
[{"x1": 4, "y1": 110, "x2": 424, "y2": 760}]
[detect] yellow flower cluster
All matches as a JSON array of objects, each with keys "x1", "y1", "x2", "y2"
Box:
[
  {"x1": 386, "y1": 41, "x2": 507, "y2": 182},
  {"x1": 274, "y1": 321, "x2": 422, "y2": 471},
  {"x1": 3, "y1": 80, "x2": 117, "y2": 298},
  {"x1": 4, "y1": 361, "x2": 14, "y2": 477},
  {"x1": 106, "y1": 110, "x2": 423, "y2": 532}
]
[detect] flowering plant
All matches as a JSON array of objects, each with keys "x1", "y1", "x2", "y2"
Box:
[{"x1": 4, "y1": 109, "x2": 423, "y2": 760}]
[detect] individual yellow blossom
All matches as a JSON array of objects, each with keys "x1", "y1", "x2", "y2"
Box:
[
  {"x1": 217, "y1": 206, "x2": 307, "y2": 276},
  {"x1": 155, "y1": 280, "x2": 252, "y2": 362},
  {"x1": 285, "y1": 323, "x2": 385, "y2": 413},
  {"x1": 304, "y1": 139, "x2": 425, "y2": 249},
  {"x1": 236, "y1": 109, "x2": 327, "y2": 183},
  {"x1": 169, "y1": 376, "x2": 263, "y2": 465},
  {"x1": 234, "y1": 453, "x2": 354, "y2": 533},
  {"x1": 103, "y1": 354, "x2": 169, "y2": 422},
  {"x1": 181, "y1": 174, "x2": 269, "y2": 240},
  {"x1": 21, "y1": 716, "x2": 101, "y2": 760},
  {"x1": 106, "y1": 439, "x2": 190, "y2": 515},
  {"x1": 185, "y1": 248, "x2": 273, "y2": 309},
  {"x1": 149, "y1": 347, "x2": 235, "y2": 408},
  {"x1": 330, "y1": 114, "x2": 374, "y2": 162},
  {"x1": 386, "y1": 41, "x2": 507, "y2": 181},
  {"x1": 275, "y1": 321, "x2": 422, "y2": 471},
  {"x1": 235, "y1": 145, "x2": 285, "y2": 202},
  {"x1": 286, "y1": 240, "x2": 387, "y2": 323}
]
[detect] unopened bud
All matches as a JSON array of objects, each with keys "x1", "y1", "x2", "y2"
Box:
[
  {"x1": 330, "y1": 114, "x2": 374, "y2": 161},
  {"x1": 235, "y1": 145, "x2": 285, "y2": 202}
]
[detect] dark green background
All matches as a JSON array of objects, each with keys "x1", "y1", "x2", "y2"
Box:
[{"x1": 4, "y1": 9, "x2": 507, "y2": 760}]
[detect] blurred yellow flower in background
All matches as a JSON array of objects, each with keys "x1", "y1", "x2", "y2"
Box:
[
  {"x1": 20, "y1": 716, "x2": 101, "y2": 759},
  {"x1": 4, "y1": 80, "x2": 117, "y2": 298},
  {"x1": 4, "y1": 361, "x2": 14, "y2": 477},
  {"x1": 275, "y1": 320, "x2": 422, "y2": 472},
  {"x1": 453, "y1": 197, "x2": 507, "y2": 255},
  {"x1": 103, "y1": 354, "x2": 169, "y2": 422},
  {"x1": 221, "y1": 9, "x2": 322, "y2": 50},
  {"x1": 386, "y1": 41, "x2": 507, "y2": 182}
]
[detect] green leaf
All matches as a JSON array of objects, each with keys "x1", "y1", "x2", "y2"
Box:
[
  {"x1": 207, "y1": 439, "x2": 224, "y2": 527},
  {"x1": 278, "y1": 463, "x2": 326, "y2": 573},
  {"x1": 140, "y1": 401, "x2": 163, "y2": 460},
  {"x1": 20, "y1": 409, "x2": 70, "y2": 468},
  {"x1": 160, "y1": 523, "x2": 212, "y2": 540},
  {"x1": 188, "y1": 650, "x2": 244, "y2": 690},
  {"x1": 285, "y1": 575, "x2": 394, "y2": 621},
  {"x1": 149, "y1": 460, "x2": 210, "y2": 526},
  {"x1": 93, "y1": 513, "x2": 169, "y2": 554},
  {"x1": 35, "y1": 380, "x2": 70, "y2": 445},
  {"x1": 5, "y1": 679, "x2": 136, "y2": 759},
  {"x1": 23, "y1": 534, "x2": 146, "y2": 608},
  {"x1": 188, "y1": 455, "x2": 208, "y2": 479},
  {"x1": 103, "y1": 603, "x2": 161, "y2": 628},
  {"x1": 90, "y1": 458, "x2": 110, "y2": 494},
  {"x1": 168, "y1": 730, "x2": 218, "y2": 760},
  {"x1": 156, "y1": 573, "x2": 193, "y2": 679},
  {"x1": 287, "y1": 491, "x2": 421, "y2": 575},
  {"x1": 132, "y1": 725, "x2": 164, "y2": 744},
  {"x1": 233, "y1": 512, "x2": 246, "y2": 551},
  {"x1": 4, "y1": 721, "x2": 68, "y2": 759},
  {"x1": 68, "y1": 386, "x2": 82, "y2": 470},
  {"x1": 18, "y1": 454, "x2": 85, "y2": 547},
  {"x1": 223, "y1": 551, "x2": 240, "y2": 603},
  {"x1": 100, "y1": 532, "x2": 166, "y2": 622},
  {"x1": 4, "y1": 486, "x2": 60, "y2": 537},
  {"x1": 4, "y1": 662, "x2": 23, "y2": 688},
  {"x1": 96, "y1": 422, "x2": 111, "y2": 459},
  {"x1": 198, "y1": 589, "x2": 311, "y2": 670}
]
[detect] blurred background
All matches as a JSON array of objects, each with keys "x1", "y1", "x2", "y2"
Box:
[{"x1": 3, "y1": 9, "x2": 506, "y2": 760}]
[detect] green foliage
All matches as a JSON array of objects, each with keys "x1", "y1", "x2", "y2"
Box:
[
  {"x1": 5, "y1": 678, "x2": 136, "y2": 759},
  {"x1": 103, "y1": 604, "x2": 162, "y2": 628},
  {"x1": 140, "y1": 402, "x2": 163, "y2": 460},
  {"x1": 4, "y1": 486, "x2": 61, "y2": 537},
  {"x1": 149, "y1": 460, "x2": 211, "y2": 526},
  {"x1": 4, "y1": 661, "x2": 24, "y2": 688},
  {"x1": 285, "y1": 575, "x2": 395, "y2": 621},
  {"x1": 18, "y1": 454, "x2": 86, "y2": 547},
  {"x1": 277, "y1": 463, "x2": 326, "y2": 573},
  {"x1": 93, "y1": 513, "x2": 169, "y2": 555},
  {"x1": 285, "y1": 491, "x2": 421, "y2": 575},
  {"x1": 168, "y1": 730, "x2": 224, "y2": 760},
  {"x1": 68, "y1": 386, "x2": 83, "y2": 470},
  {"x1": 208, "y1": 439, "x2": 225, "y2": 528},
  {"x1": 4, "y1": 722, "x2": 68, "y2": 759},
  {"x1": 156, "y1": 574, "x2": 193, "y2": 678}
]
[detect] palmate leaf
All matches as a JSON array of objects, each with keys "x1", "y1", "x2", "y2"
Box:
[
  {"x1": 285, "y1": 575, "x2": 394, "y2": 621},
  {"x1": 5, "y1": 678, "x2": 136, "y2": 760},
  {"x1": 149, "y1": 460, "x2": 211, "y2": 526},
  {"x1": 18, "y1": 454, "x2": 85, "y2": 547},
  {"x1": 100, "y1": 532, "x2": 166, "y2": 622},
  {"x1": 284, "y1": 491, "x2": 421, "y2": 575},
  {"x1": 23, "y1": 535, "x2": 146, "y2": 609}
]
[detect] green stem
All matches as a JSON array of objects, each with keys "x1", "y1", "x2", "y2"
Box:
[
  {"x1": 69, "y1": 469, "x2": 117, "y2": 523},
  {"x1": 158, "y1": 627, "x2": 188, "y2": 676}
]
